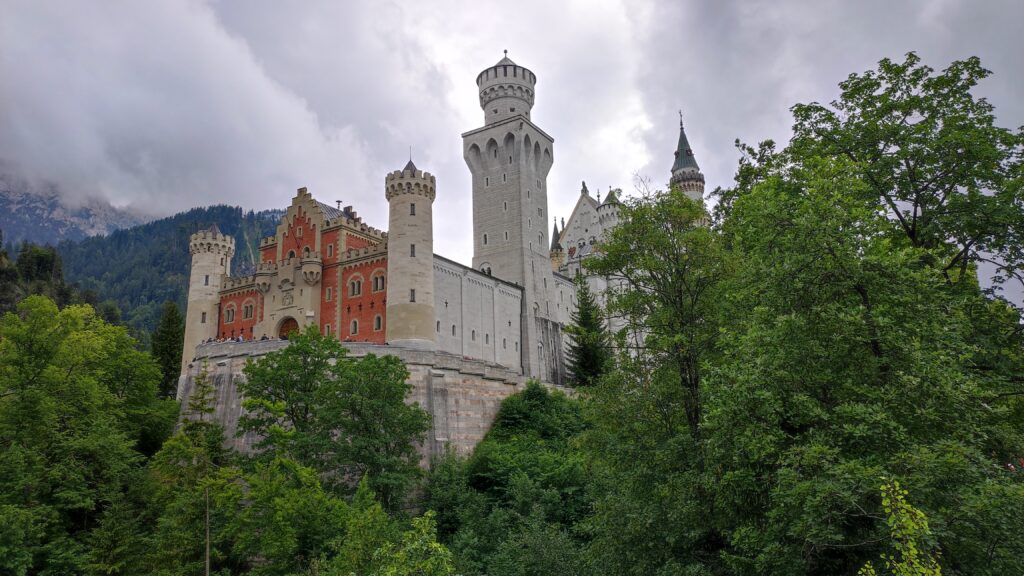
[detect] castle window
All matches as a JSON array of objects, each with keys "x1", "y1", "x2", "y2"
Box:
[
  {"x1": 493, "y1": 148, "x2": 498, "y2": 158},
  {"x1": 350, "y1": 320, "x2": 358, "y2": 335},
  {"x1": 303, "y1": 247, "x2": 311, "y2": 258},
  {"x1": 288, "y1": 250, "x2": 296, "y2": 259},
  {"x1": 436, "y1": 320, "x2": 441, "y2": 333},
  {"x1": 485, "y1": 177, "x2": 489, "y2": 187},
  {"x1": 201, "y1": 312, "x2": 206, "y2": 323},
  {"x1": 527, "y1": 190, "x2": 531, "y2": 198},
  {"x1": 503, "y1": 338, "x2": 506, "y2": 349},
  {"x1": 509, "y1": 155, "x2": 513, "y2": 163},
  {"x1": 485, "y1": 333, "x2": 490, "y2": 344},
  {"x1": 325, "y1": 324, "x2": 331, "y2": 336},
  {"x1": 220, "y1": 258, "x2": 224, "y2": 265},
  {"x1": 349, "y1": 279, "x2": 362, "y2": 296},
  {"x1": 374, "y1": 315, "x2": 382, "y2": 331},
  {"x1": 410, "y1": 244, "x2": 416, "y2": 257},
  {"x1": 502, "y1": 173, "x2": 506, "y2": 183},
  {"x1": 326, "y1": 287, "x2": 333, "y2": 301},
  {"x1": 225, "y1": 307, "x2": 235, "y2": 323},
  {"x1": 372, "y1": 274, "x2": 385, "y2": 292},
  {"x1": 471, "y1": 330, "x2": 476, "y2": 341},
  {"x1": 410, "y1": 203, "x2": 416, "y2": 216},
  {"x1": 410, "y1": 289, "x2": 416, "y2": 303},
  {"x1": 503, "y1": 201, "x2": 507, "y2": 211},
  {"x1": 509, "y1": 108, "x2": 515, "y2": 113},
  {"x1": 328, "y1": 244, "x2": 334, "y2": 257},
  {"x1": 452, "y1": 325, "x2": 456, "y2": 336},
  {"x1": 504, "y1": 231, "x2": 508, "y2": 241},
  {"x1": 515, "y1": 341, "x2": 519, "y2": 351},
  {"x1": 493, "y1": 108, "x2": 498, "y2": 115},
  {"x1": 243, "y1": 303, "x2": 254, "y2": 319},
  {"x1": 204, "y1": 275, "x2": 209, "y2": 286},
  {"x1": 297, "y1": 227, "x2": 303, "y2": 237},
  {"x1": 483, "y1": 234, "x2": 488, "y2": 245}
]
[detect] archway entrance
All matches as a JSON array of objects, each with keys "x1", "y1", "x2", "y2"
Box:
[{"x1": 278, "y1": 317, "x2": 299, "y2": 339}]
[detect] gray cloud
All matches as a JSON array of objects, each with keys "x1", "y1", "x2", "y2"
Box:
[{"x1": 1, "y1": 0, "x2": 1021, "y2": 267}]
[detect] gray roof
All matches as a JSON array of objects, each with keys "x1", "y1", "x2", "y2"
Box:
[
  {"x1": 496, "y1": 56, "x2": 516, "y2": 66},
  {"x1": 600, "y1": 188, "x2": 621, "y2": 207},
  {"x1": 671, "y1": 120, "x2": 700, "y2": 174},
  {"x1": 316, "y1": 201, "x2": 344, "y2": 220},
  {"x1": 404, "y1": 159, "x2": 417, "y2": 172},
  {"x1": 550, "y1": 221, "x2": 561, "y2": 251}
]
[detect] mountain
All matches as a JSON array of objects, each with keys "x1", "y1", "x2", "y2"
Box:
[
  {"x1": 56, "y1": 205, "x2": 284, "y2": 336},
  {"x1": 0, "y1": 172, "x2": 146, "y2": 245}
]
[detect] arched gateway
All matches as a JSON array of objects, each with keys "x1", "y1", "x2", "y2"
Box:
[{"x1": 277, "y1": 317, "x2": 299, "y2": 339}]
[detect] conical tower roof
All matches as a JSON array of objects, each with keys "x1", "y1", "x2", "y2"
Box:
[
  {"x1": 671, "y1": 115, "x2": 700, "y2": 174},
  {"x1": 550, "y1": 220, "x2": 562, "y2": 251},
  {"x1": 403, "y1": 159, "x2": 418, "y2": 172}
]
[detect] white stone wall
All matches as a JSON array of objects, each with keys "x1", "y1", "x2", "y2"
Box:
[{"x1": 433, "y1": 255, "x2": 522, "y2": 373}]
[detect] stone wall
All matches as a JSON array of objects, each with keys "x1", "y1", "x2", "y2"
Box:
[{"x1": 177, "y1": 339, "x2": 560, "y2": 461}]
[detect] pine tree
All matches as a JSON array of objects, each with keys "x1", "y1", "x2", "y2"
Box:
[
  {"x1": 151, "y1": 300, "x2": 185, "y2": 398},
  {"x1": 565, "y1": 278, "x2": 610, "y2": 387}
]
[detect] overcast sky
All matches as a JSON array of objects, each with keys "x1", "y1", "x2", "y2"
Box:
[{"x1": 2, "y1": 0, "x2": 1022, "y2": 266}]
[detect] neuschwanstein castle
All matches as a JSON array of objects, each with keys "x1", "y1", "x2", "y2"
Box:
[{"x1": 177, "y1": 54, "x2": 706, "y2": 457}]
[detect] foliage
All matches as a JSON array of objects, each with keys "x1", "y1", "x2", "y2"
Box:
[
  {"x1": 422, "y1": 382, "x2": 592, "y2": 575},
  {"x1": 859, "y1": 480, "x2": 942, "y2": 576},
  {"x1": 151, "y1": 300, "x2": 185, "y2": 398},
  {"x1": 0, "y1": 296, "x2": 175, "y2": 574},
  {"x1": 369, "y1": 512, "x2": 455, "y2": 576},
  {"x1": 564, "y1": 277, "x2": 611, "y2": 387},
  {"x1": 240, "y1": 326, "x2": 430, "y2": 510}
]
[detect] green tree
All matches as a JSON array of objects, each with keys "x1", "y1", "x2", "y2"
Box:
[
  {"x1": 240, "y1": 326, "x2": 430, "y2": 510},
  {"x1": 564, "y1": 278, "x2": 611, "y2": 387},
  {"x1": 151, "y1": 301, "x2": 185, "y2": 398},
  {"x1": 371, "y1": 512, "x2": 456, "y2": 576},
  {"x1": 0, "y1": 296, "x2": 173, "y2": 574}
]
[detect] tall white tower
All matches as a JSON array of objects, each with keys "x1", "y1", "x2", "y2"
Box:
[
  {"x1": 385, "y1": 160, "x2": 437, "y2": 350},
  {"x1": 181, "y1": 225, "x2": 234, "y2": 375},
  {"x1": 462, "y1": 53, "x2": 561, "y2": 382}
]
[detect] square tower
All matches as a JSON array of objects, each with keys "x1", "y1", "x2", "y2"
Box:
[{"x1": 462, "y1": 54, "x2": 562, "y2": 383}]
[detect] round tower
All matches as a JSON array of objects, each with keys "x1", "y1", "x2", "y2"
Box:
[
  {"x1": 476, "y1": 51, "x2": 537, "y2": 125},
  {"x1": 385, "y1": 160, "x2": 436, "y2": 350},
  {"x1": 180, "y1": 225, "x2": 234, "y2": 375},
  {"x1": 597, "y1": 188, "x2": 622, "y2": 239}
]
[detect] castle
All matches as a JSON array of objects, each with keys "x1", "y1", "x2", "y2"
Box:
[{"x1": 178, "y1": 55, "x2": 705, "y2": 456}]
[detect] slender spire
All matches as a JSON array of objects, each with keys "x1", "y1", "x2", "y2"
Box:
[
  {"x1": 550, "y1": 218, "x2": 561, "y2": 251},
  {"x1": 671, "y1": 110, "x2": 700, "y2": 174}
]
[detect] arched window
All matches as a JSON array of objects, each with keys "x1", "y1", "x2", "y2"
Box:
[
  {"x1": 303, "y1": 246, "x2": 311, "y2": 257},
  {"x1": 325, "y1": 324, "x2": 332, "y2": 336},
  {"x1": 471, "y1": 330, "x2": 476, "y2": 341},
  {"x1": 349, "y1": 278, "x2": 362, "y2": 296},
  {"x1": 288, "y1": 250, "x2": 296, "y2": 259},
  {"x1": 485, "y1": 333, "x2": 490, "y2": 344},
  {"x1": 224, "y1": 306, "x2": 235, "y2": 323},
  {"x1": 451, "y1": 325, "x2": 456, "y2": 336},
  {"x1": 436, "y1": 320, "x2": 441, "y2": 333}
]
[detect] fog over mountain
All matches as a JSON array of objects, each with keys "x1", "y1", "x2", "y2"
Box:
[{"x1": 2, "y1": 0, "x2": 1022, "y2": 269}]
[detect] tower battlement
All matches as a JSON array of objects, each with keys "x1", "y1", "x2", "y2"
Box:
[
  {"x1": 190, "y1": 229, "x2": 235, "y2": 255},
  {"x1": 476, "y1": 53, "x2": 536, "y2": 124},
  {"x1": 385, "y1": 167, "x2": 437, "y2": 201}
]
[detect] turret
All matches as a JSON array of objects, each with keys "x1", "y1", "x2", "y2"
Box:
[
  {"x1": 385, "y1": 160, "x2": 436, "y2": 350},
  {"x1": 476, "y1": 50, "x2": 537, "y2": 125},
  {"x1": 549, "y1": 218, "x2": 564, "y2": 271},
  {"x1": 180, "y1": 224, "x2": 235, "y2": 376},
  {"x1": 597, "y1": 187, "x2": 622, "y2": 237},
  {"x1": 670, "y1": 113, "x2": 705, "y2": 202}
]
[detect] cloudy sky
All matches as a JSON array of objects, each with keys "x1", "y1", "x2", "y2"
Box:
[{"x1": 2, "y1": 0, "x2": 1022, "y2": 265}]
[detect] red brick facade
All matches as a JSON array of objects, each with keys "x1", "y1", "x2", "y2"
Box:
[
  {"x1": 339, "y1": 258, "x2": 387, "y2": 344},
  {"x1": 218, "y1": 289, "x2": 261, "y2": 339}
]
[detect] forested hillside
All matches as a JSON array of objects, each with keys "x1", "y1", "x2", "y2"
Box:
[{"x1": 56, "y1": 205, "x2": 282, "y2": 337}]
